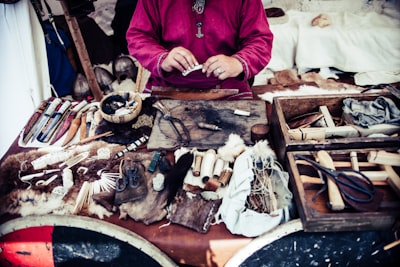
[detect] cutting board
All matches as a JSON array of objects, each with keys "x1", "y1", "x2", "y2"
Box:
[{"x1": 147, "y1": 100, "x2": 267, "y2": 150}]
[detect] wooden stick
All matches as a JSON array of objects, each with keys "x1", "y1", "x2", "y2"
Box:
[
  {"x1": 288, "y1": 124, "x2": 400, "y2": 141},
  {"x1": 368, "y1": 150, "x2": 400, "y2": 167},
  {"x1": 384, "y1": 165, "x2": 400, "y2": 197},
  {"x1": 296, "y1": 159, "x2": 378, "y2": 168},
  {"x1": 319, "y1": 105, "x2": 335, "y2": 127},
  {"x1": 384, "y1": 239, "x2": 400, "y2": 251},
  {"x1": 350, "y1": 151, "x2": 359, "y2": 171},
  {"x1": 316, "y1": 151, "x2": 345, "y2": 211},
  {"x1": 300, "y1": 175, "x2": 388, "y2": 186}
]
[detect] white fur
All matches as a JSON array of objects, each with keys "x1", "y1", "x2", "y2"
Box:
[{"x1": 217, "y1": 134, "x2": 247, "y2": 163}]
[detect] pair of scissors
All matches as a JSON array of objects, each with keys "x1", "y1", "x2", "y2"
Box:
[
  {"x1": 295, "y1": 154, "x2": 376, "y2": 204},
  {"x1": 153, "y1": 101, "x2": 191, "y2": 146},
  {"x1": 116, "y1": 161, "x2": 141, "y2": 192}
]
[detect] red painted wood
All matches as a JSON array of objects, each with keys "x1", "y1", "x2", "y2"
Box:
[{"x1": 0, "y1": 226, "x2": 54, "y2": 267}]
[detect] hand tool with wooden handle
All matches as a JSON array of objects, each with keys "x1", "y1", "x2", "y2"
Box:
[{"x1": 317, "y1": 150, "x2": 346, "y2": 211}]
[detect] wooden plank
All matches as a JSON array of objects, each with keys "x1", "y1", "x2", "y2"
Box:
[
  {"x1": 151, "y1": 87, "x2": 239, "y2": 100},
  {"x1": 147, "y1": 100, "x2": 267, "y2": 150},
  {"x1": 60, "y1": 0, "x2": 103, "y2": 101},
  {"x1": 368, "y1": 150, "x2": 400, "y2": 167}
]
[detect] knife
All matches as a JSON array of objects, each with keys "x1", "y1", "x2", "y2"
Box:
[
  {"x1": 37, "y1": 100, "x2": 72, "y2": 143},
  {"x1": 22, "y1": 99, "x2": 50, "y2": 144},
  {"x1": 30, "y1": 98, "x2": 62, "y2": 142},
  {"x1": 50, "y1": 100, "x2": 88, "y2": 145}
]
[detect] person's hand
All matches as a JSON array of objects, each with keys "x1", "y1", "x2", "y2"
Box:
[
  {"x1": 202, "y1": 55, "x2": 243, "y2": 80},
  {"x1": 161, "y1": 46, "x2": 199, "y2": 73}
]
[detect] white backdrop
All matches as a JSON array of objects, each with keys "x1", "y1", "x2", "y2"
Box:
[{"x1": 0, "y1": 0, "x2": 51, "y2": 158}]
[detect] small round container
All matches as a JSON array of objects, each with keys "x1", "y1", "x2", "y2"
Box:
[{"x1": 100, "y1": 91, "x2": 142, "y2": 124}]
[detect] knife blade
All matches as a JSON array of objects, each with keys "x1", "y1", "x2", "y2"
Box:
[
  {"x1": 22, "y1": 99, "x2": 49, "y2": 143},
  {"x1": 50, "y1": 100, "x2": 88, "y2": 145},
  {"x1": 30, "y1": 98, "x2": 62, "y2": 142},
  {"x1": 38, "y1": 100, "x2": 72, "y2": 143}
]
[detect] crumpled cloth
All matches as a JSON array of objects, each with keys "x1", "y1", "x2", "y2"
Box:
[
  {"x1": 343, "y1": 96, "x2": 400, "y2": 127},
  {"x1": 215, "y1": 147, "x2": 291, "y2": 237}
]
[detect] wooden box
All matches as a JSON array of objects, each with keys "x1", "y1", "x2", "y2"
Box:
[
  {"x1": 270, "y1": 93, "x2": 400, "y2": 163},
  {"x1": 286, "y1": 148, "x2": 400, "y2": 232}
]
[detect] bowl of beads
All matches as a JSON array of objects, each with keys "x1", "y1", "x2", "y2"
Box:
[{"x1": 100, "y1": 91, "x2": 142, "y2": 123}]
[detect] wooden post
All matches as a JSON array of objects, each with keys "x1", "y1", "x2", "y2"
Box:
[{"x1": 60, "y1": 0, "x2": 103, "y2": 101}]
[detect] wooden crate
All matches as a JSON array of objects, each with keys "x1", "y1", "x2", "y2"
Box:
[
  {"x1": 286, "y1": 148, "x2": 400, "y2": 232},
  {"x1": 270, "y1": 93, "x2": 400, "y2": 163}
]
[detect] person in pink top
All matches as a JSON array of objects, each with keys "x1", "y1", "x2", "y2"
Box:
[{"x1": 126, "y1": 0, "x2": 273, "y2": 99}]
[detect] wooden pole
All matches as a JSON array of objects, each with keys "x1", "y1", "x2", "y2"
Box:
[{"x1": 60, "y1": 0, "x2": 103, "y2": 101}]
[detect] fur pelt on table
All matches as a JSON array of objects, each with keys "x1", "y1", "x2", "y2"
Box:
[
  {"x1": 0, "y1": 141, "x2": 171, "y2": 224},
  {"x1": 259, "y1": 70, "x2": 363, "y2": 103}
]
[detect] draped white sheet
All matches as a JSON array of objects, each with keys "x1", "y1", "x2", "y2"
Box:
[
  {"x1": 0, "y1": 0, "x2": 51, "y2": 158},
  {"x1": 267, "y1": 10, "x2": 400, "y2": 73}
]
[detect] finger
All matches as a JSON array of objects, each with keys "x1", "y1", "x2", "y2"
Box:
[
  {"x1": 202, "y1": 56, "x2": 219, "y2": 75},
  {"x1": 175, "y1": 48, "x2": 198, "y2": 69},
  {"x1": 172, "y1": 53, "x2": 191, "y2": 72},
  {"x1": 213, "y1": 67, "x2": 224, "y2": 78}
]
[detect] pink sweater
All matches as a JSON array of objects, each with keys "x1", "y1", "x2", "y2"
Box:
[{"x1": 126, "y1": 0, "x2": 273, "y2": 99}]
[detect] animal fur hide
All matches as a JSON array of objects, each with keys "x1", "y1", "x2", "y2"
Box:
[
  {"x1": 0, "y1": 141, "x2": 124, "y2": 219},
  {"x1": 259, "y1": 84, "x2": 362, "y2": 104},
  {"x1": 118, "y1": 151, "x2": 172, "y2": 225},
  {"x1": 260, "y1": 69, "x2": 363, "y2": 103},
  {"x1": 168, "y1": 188, "x2": 222, "y2": 234},
  {"x1": 0, "y1": 139, "x2": 178, "y2": 225}
]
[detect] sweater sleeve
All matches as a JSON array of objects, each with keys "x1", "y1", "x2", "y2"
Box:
[
  {"x1": 233, "y1": 0, "x2": 273, "y2": 80},
  {"x1": 126, "y1": 0, "x2": 167, "y2": 78}
]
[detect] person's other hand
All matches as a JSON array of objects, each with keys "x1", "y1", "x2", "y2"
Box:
[
  {"x1": 202, "y1": 55, "x2": 243, "y2": 80},
  {"x1": 161, "y1": 46, "x2": 199, "y2": 73}
]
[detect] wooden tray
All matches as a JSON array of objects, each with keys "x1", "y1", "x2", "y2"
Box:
[
  {"x1": 270, "y1": 93, "x2": 400, "y2": 162},
  {"x1": 286, "y1": 148, "x2": 400, "y2": 232}
]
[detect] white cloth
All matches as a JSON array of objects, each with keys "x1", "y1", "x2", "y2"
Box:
[
  {"x1": 354, "y1": 70, "x2": 400, "y2": 86},
  {"x1": 0, "y1": 0, "x2": 51, "y2": 158},
  {"x1": 267, "y1": 10, "x2": 400, "y2": 73},
  {"x1": 215, "y1": 148, "x2": 290, "y2": 237}
]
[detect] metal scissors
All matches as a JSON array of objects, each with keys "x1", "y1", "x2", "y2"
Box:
[
  {"x1": 295, "y1": 154, "x2": 376, "y2": 203},
  {"x1": 116, "y1": 162, "x2": 140, "y2": 192},
  {"x1": 153, "y1": 101, "x2": 191, "y2": 146}
]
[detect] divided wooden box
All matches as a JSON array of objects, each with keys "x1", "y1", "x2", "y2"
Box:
[
  {"x1": 286, "y1": 148, "x2": 400, "y2": 232},
  {"x1": 270, "y1": 93, "x2": 400, "y2": 163}
]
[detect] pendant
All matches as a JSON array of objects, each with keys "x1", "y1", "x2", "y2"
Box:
[
  {"x1": 196, "y1": 22, "x2": 204, "y2": 38},
  {"x1": 193, "y1": 0, "x2": 206, "y2": 15}
]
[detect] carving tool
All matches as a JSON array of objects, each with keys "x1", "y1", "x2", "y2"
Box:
[
  {"x1": 61, "y1": 102, "x2": 95, "y2": 146},
  {"x1": 80, "y1": 112, "x2": 88, "y2": 140},
  {"x1": 51, "y1": 100, "x2": 88, "y2": 145},
  {"x1": 62, "y1": 114, "x2": 82, "y2": 146},
  {"x1": 66, "y1": 131, "x2": 113, "y2": 149},
  {"x1": 197, "y1": 122, "x2": 221, "y2": 131},
  {"x1": 37, "y1": 100, "x2": 71, "y2": 143},
  {"x1": 30, "y1": 98, "x2": 62, "y2": 142},
  {"x1": 22, "y1": 99, "x2": 49, "y2": 143},
  {"x1": 113, "y1": 135, "x2": 149, "y2": 159}
]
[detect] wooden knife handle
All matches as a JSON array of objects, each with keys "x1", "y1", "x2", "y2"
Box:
[{"x1": 317, "y1": 150, "x2": 345, "y2": 211}]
